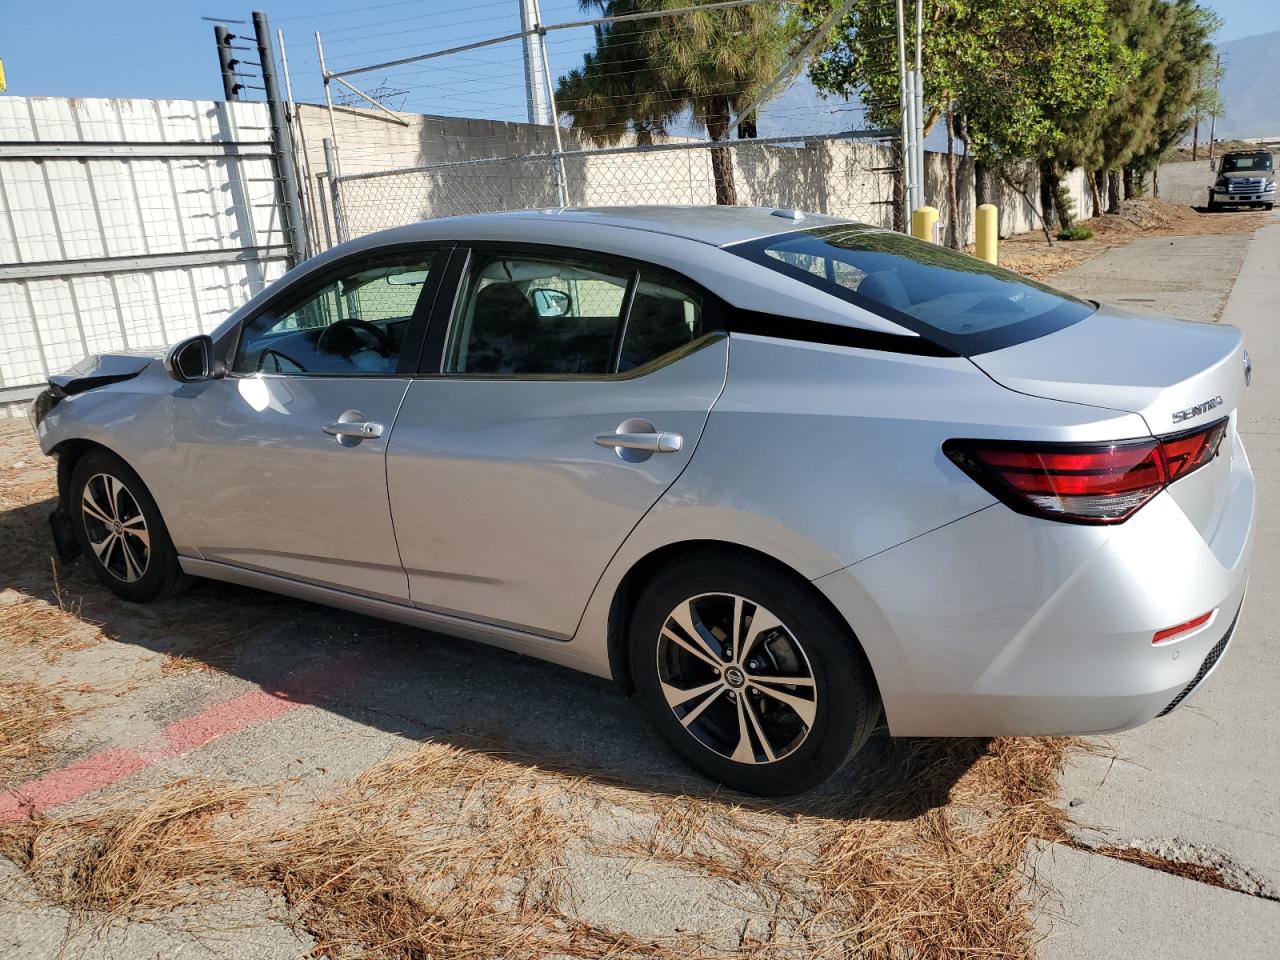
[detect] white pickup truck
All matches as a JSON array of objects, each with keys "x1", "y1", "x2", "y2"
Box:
[{"x1": 1208, "y1": 149, "x2": 1276, "y2": 211}]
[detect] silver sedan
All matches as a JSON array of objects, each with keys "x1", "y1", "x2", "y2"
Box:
[{"x1": 30, "y1": 206, "x2": 1255, "y2": 795}]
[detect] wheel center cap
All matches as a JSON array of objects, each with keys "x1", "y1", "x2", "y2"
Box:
[
  {"x1": 112, "y1": 521, "x2": 123, "y2": 535},
  {"x1": 724, "y1": 666, "x2": 746, "y2": 689}
]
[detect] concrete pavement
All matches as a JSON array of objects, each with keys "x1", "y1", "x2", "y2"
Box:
[
  {"x1": 1034, "y1": 214, "x2": 1280, "y2": 957},
  {"x1": 1048, "y1": 232, "x2": 1251, "y2": 322}
]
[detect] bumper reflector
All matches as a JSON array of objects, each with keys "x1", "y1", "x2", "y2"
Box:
[{"x1": 1153, "y1": 610, "x2": 1213, "y2": 645}]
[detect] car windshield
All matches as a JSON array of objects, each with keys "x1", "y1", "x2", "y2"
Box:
[
  {"x1": 1221, "y1": 154, "x2": 1273, "y2": 172},
  {"x1": 729, "y1": 224, "x2": 1096, "y2": 354}
]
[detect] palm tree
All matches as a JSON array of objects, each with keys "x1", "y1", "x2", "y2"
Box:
[{"x1": 555, "y1": 0, "x2": 789, "y2": 204}]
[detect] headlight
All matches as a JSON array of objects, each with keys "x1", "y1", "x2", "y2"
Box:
[
  {"x1": 28, "y1": 388, "x2": 59, "y2": 432},
  {"x1": 1215, "y1": 178, "x2": 1228, "y2": 189}
]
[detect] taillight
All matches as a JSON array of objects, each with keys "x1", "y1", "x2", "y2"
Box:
[{"x1": 943, "y1": 418, "x2": 1228, "y2": 524}]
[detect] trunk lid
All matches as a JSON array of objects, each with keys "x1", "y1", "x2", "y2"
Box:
[
  {"x1": 969, "y1": 305, "x2": 1245, "y2": 435},
  {"x1": 971, "y1": 305, "x2": 1248, "y2": 539}
]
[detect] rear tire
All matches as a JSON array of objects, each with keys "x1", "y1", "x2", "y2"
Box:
[
  {"x1": 628, "y1": 552, "x2": 879, "y2": 796},
  {"x1": 69, "y1": 449, "x2": 188, "y2": 603}
]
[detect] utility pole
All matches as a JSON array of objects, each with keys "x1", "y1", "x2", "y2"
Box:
[
  {"x1": 519, "y1": 0, "x2": 552, "y2": 126},
  {"x1": 1207, "y1": 52, "x2": 1222, "y2": 162},
  {"x1": 1191, "y1": 64, "x2": 1200, "y2": 161}
]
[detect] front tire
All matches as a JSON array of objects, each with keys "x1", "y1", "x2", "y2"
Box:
[
  {"x1": 70, "y1": 449, "x2": 187, "y2": 602},
  {"x1": 628, "y1": 553, "x2": 879, "y2": 796}
]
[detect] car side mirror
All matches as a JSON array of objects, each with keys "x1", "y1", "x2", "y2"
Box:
[
  {"x1": 529, "y1": 287, "x2": 571, "y2": 318},
  {"x1": 163, "y1": 334, "x2": 222, "y2": 383}
]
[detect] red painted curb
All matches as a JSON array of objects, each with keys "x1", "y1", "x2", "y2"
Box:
[{"x1": 1, "y1": 663, "x2": 355, "y2": 822}]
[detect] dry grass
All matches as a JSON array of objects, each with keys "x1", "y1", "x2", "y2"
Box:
[
  {"x1": 0, "y1": 735, "x2": 1082, "y2": 959},
  {"x1": 0, "y1": 393, "x2": 1091, "y2": 958},
  {"x1": 1083, "y1": 844, "x2": 1236, "y2": 892},
  {"x1": 0, "y1": 567, "x2": 110, "y2": 663},
  {"x1": 0, "y1": 677, "x2": 77, "y2": 789}
]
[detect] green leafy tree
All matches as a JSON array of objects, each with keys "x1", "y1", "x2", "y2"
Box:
[
  {"x1": 1053, "y1": 0, "x2": 1217, "y2": 216},
  {"x1": 1129, "y1": 1, "x2": 1220, "y2": 192},
  {"x1": 799, "y1": 0, "x2": 1121, "y2": 238},
  {"x1": 555, "y1": 0, "x2": 790, "y2": 204},
  {"x1": 801, "y1": 0, "x2": 1119, "y2": 158}
]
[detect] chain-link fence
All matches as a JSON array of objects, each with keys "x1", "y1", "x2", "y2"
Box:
[{"x1": 329, "y1": 130, "x2": 899, "y2": 243}]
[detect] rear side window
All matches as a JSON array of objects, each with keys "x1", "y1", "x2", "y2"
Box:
[
  {"x1": 446, "y1": 254, "x2": 630, "y2": 375},
  {"x1": 444, "y1": 254, "x2": 702, "y2": 376},
  {"x1": 619, "y1": 275, "x2": 702, "y2": 372},
  {"x1": 729, "y1": 225, "x2": 1096, "y2": 355}
]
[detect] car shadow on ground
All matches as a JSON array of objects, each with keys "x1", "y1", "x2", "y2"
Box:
[{"x1": 1, "y1": 495, "x2": 988, "y2": 821}]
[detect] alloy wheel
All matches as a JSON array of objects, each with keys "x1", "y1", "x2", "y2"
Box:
[
  {"x1": 81, "y1": 473, "x2": 151, "y2": 583},
  {"x1": 655, "y1": 593, "x2": 817, "y2": 765}
]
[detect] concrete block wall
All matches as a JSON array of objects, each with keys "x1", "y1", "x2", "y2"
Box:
[
  {"x1": 301, "y1": 102, "x2": 1097, "y2": 250},
  {"x1": 924, "y1": 154, "x2": 1095, "y2": 245}
]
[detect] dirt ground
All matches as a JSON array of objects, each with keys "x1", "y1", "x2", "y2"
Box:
[
  {"x1": 1164, "y1": 141, "x2": 1259, "y2": 164},
  {"x1": 0, "y1": 204, "x2": 1266, "y2": 956},
  {"x1": 995, "y1": 198, "x2": 1268, "y2": 282},
  {"x1": 0, "y1": 415, "x2": 1091, "y2": 960}
]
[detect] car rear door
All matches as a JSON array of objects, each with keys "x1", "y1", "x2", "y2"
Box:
[
  {"x1": 170, "y1": 244, "x2": 451, "y2": 601},
  {"x1": 386, "y1": 245, "x2": 728, "y2": 638}
]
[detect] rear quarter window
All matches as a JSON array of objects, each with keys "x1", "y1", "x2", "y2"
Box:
[{"x1": 729, "y1": 225, "x2": 1096, "y2": 355}]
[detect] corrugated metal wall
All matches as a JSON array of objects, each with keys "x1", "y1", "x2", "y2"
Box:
[{"x1": 0, "y1": 96, "x2": 293, "y2": 407}]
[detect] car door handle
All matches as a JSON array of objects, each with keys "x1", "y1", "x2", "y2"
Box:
[
  {"x1": 323, "y1": 420, "x2": 383, "y2": 439},
  {"x1": 594, "y1": 430, "x2": 683, "y2": 453}
]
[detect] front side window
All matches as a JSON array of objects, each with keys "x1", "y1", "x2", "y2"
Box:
[
  {"x1": 234, "y1": 252, "x2": 437, "y2": 376},
  {"x1": 730, "y1": 225, "x2": 1096, "y2": 355}
]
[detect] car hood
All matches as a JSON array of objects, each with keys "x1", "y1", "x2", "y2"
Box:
[
  {"x1": 48, "y1": 350, "x2": 163, "y2": 397},
  {"x1": 969, "y1": 304, "x2": 1246, "y2": 434}
]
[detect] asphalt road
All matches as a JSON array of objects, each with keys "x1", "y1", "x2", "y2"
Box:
[{"x1": 1032, "y1": 212, "x2": 1280, "y2": 957}]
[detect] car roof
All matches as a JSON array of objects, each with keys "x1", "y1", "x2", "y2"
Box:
[
  {"x1": 419, "y1": 206, "x2": 859, "y2": 248},
  {"x1": 226, "y1": 205, "x2": 920, "y2": 343}
]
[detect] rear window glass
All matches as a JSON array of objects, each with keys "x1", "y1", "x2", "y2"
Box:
[{"x1": 729, "y1": 225, "x2": 1096, "y2": 354}]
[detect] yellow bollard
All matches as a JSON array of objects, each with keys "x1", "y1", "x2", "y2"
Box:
[
  {"x1": 975, "y1": 203, "x2": 999, "y2": 265},
  {"x1": 910, "y1": 205, "x2": 939, "y2": 243}
]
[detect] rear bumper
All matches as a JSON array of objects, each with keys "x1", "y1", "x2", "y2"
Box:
[{"x1": 815, "y1": 430, "x2": 1255, "y2": 737}]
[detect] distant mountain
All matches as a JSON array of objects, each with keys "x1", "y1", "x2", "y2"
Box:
[{"x1": 1213, "y1": 30, "x2": 1280, "y2": 140}]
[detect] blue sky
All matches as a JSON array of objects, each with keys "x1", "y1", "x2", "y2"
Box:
[{"x1": 0, "y1": 0, "x2": 1275, "y2": 127}]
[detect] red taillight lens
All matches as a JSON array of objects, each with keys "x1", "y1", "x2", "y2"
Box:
[{"x1": 944, "y1": 418, "x2": 1228, "y2": 524}]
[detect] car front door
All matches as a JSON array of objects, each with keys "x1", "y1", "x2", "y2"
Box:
[
  {"x1": 170, "y1": 245, "x2": 450, "y2": 601},
  {"x1": 386, "y1": 247, "x2": 728, "y2": 638}
]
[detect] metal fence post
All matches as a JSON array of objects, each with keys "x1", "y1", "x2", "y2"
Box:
[
  {"x1": 913, "y1": 0, "x2": 926, "y2": 212},
  {"x1": 323, "y1": 137, "x2": 349, "y2": 244},
  {"x1": 530, "y1": 0, "x2": 569, "y2": 207},
  {"x1": 213, "y1": 26, "x2": 242, "y2": 101},
  {"x1": 252, "y1": 10, "x2": 309, "y2": 265}
]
